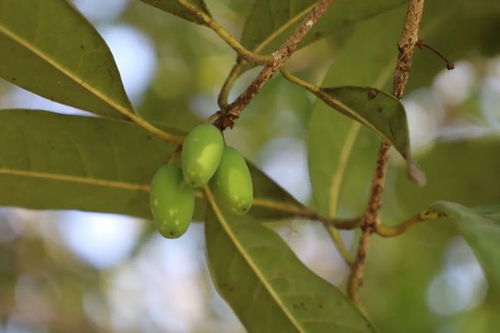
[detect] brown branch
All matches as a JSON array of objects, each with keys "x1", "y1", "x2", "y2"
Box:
[
  {"x1": 347, "y1": 226, "x2": 371, "y2": 301},
  {"x1": 347, "y1": 0, "x2": 425, "y2": 306},
  {"x1": 214, "y1": 0, "x2": 334, "y2": 130},
  {"x1": 392, "y1": 0, "x2": 426, "y2": 99}
]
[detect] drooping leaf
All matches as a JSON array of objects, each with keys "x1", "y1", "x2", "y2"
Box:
[
  {"x1": 308, "y1": 6, "x2": 405, "y2": 217},
  {"x1": 205, "y1": 206, "x2": 375, "y2": 332},
  {"x1": 0, "y1": 0, "x2": 133, "y2": 119},
  {"x1": 240, "y1": 0, "x2": 405, "y2": 55},
  {"x1": 0, "y1": 109, "x2": 301, "y2": 220},
  {"x1": 308, "y1": 0, "x2": 500, "y2": 217},
  {"x1": 139, "y1": 0, "x2": 211, "y2": 24},
  {"x1": 317, "y1": 86, "x2": 425, "y2": 185},
  {"x1": 431, "y1": 201, "x2": 500, "y2": 292}
]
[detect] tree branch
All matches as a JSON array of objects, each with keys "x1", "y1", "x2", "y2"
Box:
[
  {"x1": 214, "y1": 0, "x2": 334, "y2": 130},
  {"x1": 347, "y1": 0, "x2": 426, "y2": 306}
]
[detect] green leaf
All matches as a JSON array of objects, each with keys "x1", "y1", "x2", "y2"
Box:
[
  {"x1": 0, "y1": 109, "x2": 301, "y2": 220},
  {"x1": 308, "y1": 0, "x2": 500, "y2": 217},
  {"x1": 139, "y1": 0, "x2": 210, "y2": 24},
  {"x1": 308, "y1": 6, "x2": 405, "y2": 216},
  {"x1": 317, "y1": 86, "x2": 425, "y2": 185},
  {"x1": 205, "y1": 206, "x2": 375, "y2": 332},
  {"x1": 240, "y1": 0, "x2": 405, "y2": 55},
  {"x1": 431, "y1": 201, "x2": 500, "y2": 291},
  {"x1": 394, "y1": 137, "x2": 500, "y2": 218},
  {"x1": 0, "y1": 0, "x2": 132, "y2": 119}
]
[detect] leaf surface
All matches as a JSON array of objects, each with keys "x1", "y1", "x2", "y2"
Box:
[
  {"x1": 308, "y1": 7, "x2": 405, "y2": 216},
  {"x1": 241, "y1": 0, "x2": 404, "y2": 55},
  {"x1": 431, "y1": 201, "x2": 500, "y2": 291},
  {"x1": 317, "y1": 86, "x2": 425, "y2": 185},
  {"x1": 394, "y1": 137, "x2": 500, "y2": 218},
  {"x1": 0, "y1": 109, "x2": 300, "y2": 220},
  {"x1": 308, "y1": 0, "x2": 500, "y2": 217},
  {"x1": 0, "y1": 0, "x2": 133, "y2": 118},
  {"x1": 205, "y1": 206, "x2": 375, "y2": 332}
]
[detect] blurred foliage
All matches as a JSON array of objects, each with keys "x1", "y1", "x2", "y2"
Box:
[{"x1": 0, "y1": 0, "x2": 499, "y2": 331}]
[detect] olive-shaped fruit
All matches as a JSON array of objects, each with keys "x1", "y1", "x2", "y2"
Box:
[
  {"x1": 182, "y1": 124, "x2": 224, "y2": 188},
  {"x1": 211, "y1": 147, "x2": 253, "y2": 215},
  {"x1": 150, "y1": 164, "x2": 195, "y2": 238}
]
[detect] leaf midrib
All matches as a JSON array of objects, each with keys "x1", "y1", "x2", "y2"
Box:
[
  {"x1": 0, "y1": 167, "x2": 298, "y2": 214},
  {"x1": 0, "y1": 23, "x2": 132, "y2": 118},
  {"x1": 329, "y1": 122, "x2": 361, "y2": 216},
  {"x1": 0, "y1": 167, "x2": 149, "y2": 191},
  {"x1": 208, "y1": 193, "x2": 305, "y2": 332}
]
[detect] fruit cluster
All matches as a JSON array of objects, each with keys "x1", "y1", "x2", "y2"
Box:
[{"x1": 149, "y1": 124, "x2": 253, "y2": 239}]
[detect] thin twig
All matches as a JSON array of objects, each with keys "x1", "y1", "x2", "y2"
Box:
[
  {"x1": 251, "y1": 198, "x2": 361, "y2": 230},
  {"x1": 280, "y1": 67, "x2": 320, "y2": 94},
  {"x1": 214, "y1": 0, "x2": 334, "y2": 130},
  {"x1": 375, "y1": 208, "x2": 447, "y2": 237},
  {"x1": 347, "y1": 0, "x2": 426, "y2": 306},
  {"x1": 214, "y1": 5, "x2": 317, "y2": 113},
  {"x1": 218, "y1": 59, "x2": 245, "y2": 108},
  {"x1": 416, "y1": 39, "x2": 455, "y2": 70}
]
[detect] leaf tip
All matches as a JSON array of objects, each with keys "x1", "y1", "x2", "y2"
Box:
[{"x1": 407, "y1": 159, "x2": 426, "y2": 186}]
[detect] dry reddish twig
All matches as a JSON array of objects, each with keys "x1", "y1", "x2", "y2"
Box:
[{"x1": 348, "y1": 0, "x2": 426, "y2": 305}]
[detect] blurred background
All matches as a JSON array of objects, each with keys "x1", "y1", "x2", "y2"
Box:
[{"x1": 0, "y1": 0, "x2": 499, "y2": 332}]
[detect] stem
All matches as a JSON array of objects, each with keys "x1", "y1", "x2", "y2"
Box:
[
  {"x1": 127, "y1": 112, "x2": 184, "y2": 145},
  {"x1": 416, "y1": 40, "x2": 455, "y2": 70},
  {"x1": 347, "y1": 0, "x2": 426, "y2": 304},
  {"x1": 218, "y1": 59, "x2": 245, "y2": 108},
  {"x1": 347, "y1": 227, "x2": 371, "y2": 303},
  {"x1": 177, "y1": 0, "x2": 272, "y2": 64},
  {"x1": 280, "y1": 68, "x2": 320, "y2": 94},
  {"x1": 252, "y1": 198, "x2": 361, "y2": 230},
  {"x1": 214, "y1": 0, "x2": 335, "y2": 130},
  {"x1": 375, "y1": 208, "x2": 447, "y2": 237},
  {"x1": 215, "y1": 4, "x2": 316, "y2": 114}
]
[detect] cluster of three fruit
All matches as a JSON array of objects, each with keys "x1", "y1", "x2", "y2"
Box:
[{"x1": 150, "y1": 124, "x2": 253, "y2": 239}]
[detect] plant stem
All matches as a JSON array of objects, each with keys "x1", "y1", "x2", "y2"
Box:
[
  {"x1": 252, "y1": 198, "x2": 361, "y2": 230},
  {"x1": 127, "y1": 112, "x2": 184, "y2": 145},
  {"x1": 218, "y1": 59, "x2": 245, "y2": 108},
  {"x1": 214, "y1": 0, "x2": 335, "y2": 130},
  {"x1": 280, "y1": 68, "x2": 320, "y2": 94},
  {"x1": 375, "y1": 208, "x2": 447, "y2": 237},
  {"x1": 177, "y1": 0, "x2": 272, "y2": 64},
  {"x1": 215, "y1": 4, "x2": 316, "y2": 114},
  {"x1": 347, "y1": 0, "x2": 426, "y2": 306}
]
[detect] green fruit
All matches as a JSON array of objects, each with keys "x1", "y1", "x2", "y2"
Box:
[
  {"x1": 182, "y1": 123, "x2": 224, "y2": 188},
  {"x1": 149, "y1": 164, "x2": 195, "y2": 239},
  {"x1": 211, "y1": 147, "x2": 253, "y2": 215}
]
